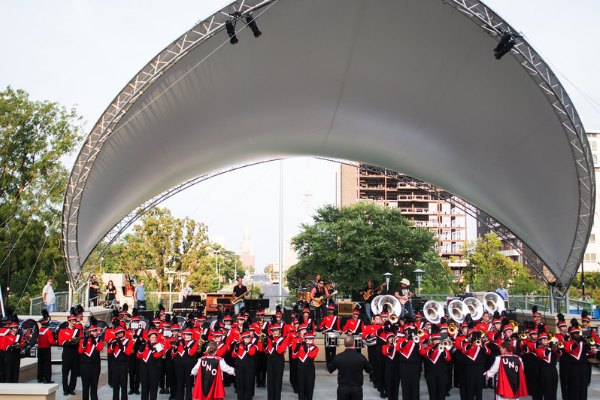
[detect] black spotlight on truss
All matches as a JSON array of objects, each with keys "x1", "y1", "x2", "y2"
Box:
[
  {"x1": 225, "y1": 19, "x2": 238, "y2": 45},
  {"x1": 245, "y1": 13, "x2": 262, "y2": 38},
  {"x1": 493, "y1": 30, "x2": 521, "y2": 60}
]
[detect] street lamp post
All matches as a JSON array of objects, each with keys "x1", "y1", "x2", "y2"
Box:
[
  {"x1": 213, "y1": 250, "x2": 220, "y2": 290},
  {"x1": 414, "y1": 268, "x2": 424, "y2": 295},
  {"x1": 383, "y1": 272, "x2": 393, "y2": 292}
]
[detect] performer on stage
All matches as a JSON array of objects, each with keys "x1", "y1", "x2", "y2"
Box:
[
  {"x1": 58, "y1": 313, "x2": 83, "y2": 396},
  {"x1": 363, "y1": 314, "x2": 383, "y2": 396},
  {"x1": 319, "y1": 303, "x2": 341, "y2": 365},
  {"x1": 79, "y1": 320, "x2": 104, "y2": 400},
  {"x1": 343, "y1": 307, "x2": 364, "y2": 354},
  {"x1": 485, "y1": 340, "x2": 528, "y2": 400},
  {"x1": 191, "y1": 341, "x2": 236, "y2": 400},
  {"x1": 359, "y1": 281, "x2": 382, "y2": 320},
  {"x1": 300, "y1": 308, "x2": 316, "y2": 333},
  {"x1": 554, "y1": 314, "x2": 570, "y2": 399},
  {"x1": 265, "y1": 324, "x2": 288, "y2": 400},
  {"x1": 253, "y1": 309, "x2": 269, "y2": 388},
  {"x1": 327, "y1": 335, "x2": 373, "y2": 400},
  {"x1": 309, "y1": 280, "x2": 331, "y2": 325},
  {"x1": 293, "y1": 332, "x2": 319, "y2": 400},
  {"x1": 394, "y1": 278, "x2": 414, "y2": 319},
  {"x1": 232, "y1": 278, "x2": 249, "y2": 315},
  {"x1": 563, "y1": 319, "x2": 595, "y2": 400},
  {"x1": 137, "y1": 329, "x2": 165, "y2": 400},
  {"x1": 459, "y1": 323, "x2": 491, "y2": 400},
  {"x1": 37, "y1": 310, "x2": 55, "y2": 383}
]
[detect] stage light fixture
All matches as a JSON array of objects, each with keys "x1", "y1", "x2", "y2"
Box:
[
  {"x1": 245, "y1": 13, "x2": 262, "y2": 38},
  {"x1": 493, "y1": 30, "x2": 520, "y2": 60},
  {"x1": 225, "y1": 20, "x2": 238, "y2": 45}
]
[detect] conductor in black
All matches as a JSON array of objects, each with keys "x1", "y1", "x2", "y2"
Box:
[{"x1": 327, "y1": 335, "x2": 373, "y2": 400}]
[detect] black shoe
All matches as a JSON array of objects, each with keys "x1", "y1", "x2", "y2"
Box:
[
  {"x1": 38, "y1": 380, "x2": 43, "y2": 383},
  {"x1": 44, "y1": 380, "x2": 55, "y2": 384},
  {"x1": 63, "y1": 393, "x2": 70, "y2": 396},
  {"x1": 69, "y1": 391, "x2": 76, "y2": 395},
  {"x1": 135, "y1": 390, "x2": 141, "y2": 395},
  {"x1": 128, "y1": 390, "x2": 134, "y2": 395},
  {"x1": 160, "y1": 389, "x2": 166, "y2": 394},
  {"x1": 165, "y1": 388, "x2": 170, "y2": 394}
]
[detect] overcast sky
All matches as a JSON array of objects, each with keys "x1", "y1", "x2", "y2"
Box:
[{"x1": 1, "y1": 1, "x2": 599, "y2": 272}]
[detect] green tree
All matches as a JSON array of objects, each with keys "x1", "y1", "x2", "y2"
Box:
[
  {"x1": 417, "y1": 251, "x2": 455, "y2": 294},
  {"x1": 0, "y1": 87, "x2": 82, "y2": 312},
  {"x1": 290, "y1": 202, "x2": 437, "y2": 293},
  {"x1": 463, "y1": 233, "x2": 544, "y2": 294}
]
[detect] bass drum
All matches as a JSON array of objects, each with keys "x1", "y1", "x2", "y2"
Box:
[{"x1": 19, "y1": 319, "x2": 39, "y2": 358}]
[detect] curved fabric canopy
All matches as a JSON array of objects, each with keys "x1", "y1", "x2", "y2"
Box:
[{"x1": 63, "y1": 0, "x2": 594, "y2": 289}]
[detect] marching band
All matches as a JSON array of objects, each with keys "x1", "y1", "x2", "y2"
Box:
[{"x1": 0, "y1": 278, "x2": 599, "y2": 400}]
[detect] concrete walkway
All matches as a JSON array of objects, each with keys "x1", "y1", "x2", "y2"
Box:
[{"x1": 25, "y1": 360, "x2": 600, "y2": 400}]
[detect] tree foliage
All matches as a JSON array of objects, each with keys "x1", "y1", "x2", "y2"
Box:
[
  {"x1": 94, "y1": 207, "x2": 244, "y2": 293},
  {"x1": 416, "y1": 251, "x2": 455, "y2": 294},
  {"x1": 289, "y1": 202, "x2": 438, "y2": 293},
  {"x1": 462, "y1": 233, "x2": 544, "y2": 294},
  {"x1": 0, "y1": 87, "x2": 83, "y2": 312}
]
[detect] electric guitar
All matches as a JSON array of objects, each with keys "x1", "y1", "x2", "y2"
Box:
[
  {"x1": 311, "y1": 290, "x2": 338, "y2": 308},
  {"x1": 396, "y1": 290, "x2": 414, "y2": 305}
]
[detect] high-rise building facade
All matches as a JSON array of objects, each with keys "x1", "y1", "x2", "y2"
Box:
[
  {"x1": 340, "y1": 163, "x2": 468, "y2": 261},
  {"x1": 583, "y1": 131, "x2": 600, "y2": 272}
]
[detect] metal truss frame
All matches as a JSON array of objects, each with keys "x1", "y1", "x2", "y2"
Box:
[
  {"x1": 62, "y1": 0, "x2": 274, "y2": 289},
  {"x1": 62, "y1": 0, "x2": 594, "y2": 298},
  {"x1": 443, "y1": 0, "x2": 595, "y2": 298}
]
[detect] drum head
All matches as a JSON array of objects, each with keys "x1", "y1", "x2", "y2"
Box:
[{"x1": 19, "y1": 319, "x2": 39, "y2": 355}]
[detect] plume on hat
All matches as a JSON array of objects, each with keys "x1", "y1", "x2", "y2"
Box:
[
  {"x1": 570, "y1": 318, "x2": 580, "y2": 328},
  {"x1": 557, "y1": 313, "x2": 565, "y2": 323},
  {"x1": 532, "y1": 305, "x2": 538, "y2": 314},
  {"x1": 89, "y1": 316, "x2": 98, "y2": 326},
  {"x1": 122, "y1": 303, "x2": 129, "y2": 313},
  {"x1": 582, "y1": 310, "x2": 589, "y2": 319}
]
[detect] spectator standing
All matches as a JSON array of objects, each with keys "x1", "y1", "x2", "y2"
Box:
[
  {"x1": 181, "y1": 284, "x2": 193, "y2": 304},
  {"x1": 42, "y1": 279, "x2": 56, "y2": 312},
  {"x1": 106, "y1": 280, "x2": 117, "y2": 304},
  {"x1": 495, "y1": 282, "x2": 509, "y2": 307},
  {"x1": 88, "y1": 275, "x2": 100, "y2": 307},
  {"x1": 134, "y1": 280, "x2": 146, "y2": 310}
]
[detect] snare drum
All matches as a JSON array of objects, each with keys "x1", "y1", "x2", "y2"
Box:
[
  {"x1": 353, "y1": 336, "x2": 363, "y2": 349},
  {"x1": 325, "y1": 332, "x2": 339, "y2": 348}
]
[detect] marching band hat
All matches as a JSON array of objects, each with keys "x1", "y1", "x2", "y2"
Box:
[
  {"x1": 460, "y1": 321, "x2": 469, "y2": 328},
  {"x1": 414, "y1": 312, "x2": 422, "y2": 318},
  {"x1": 293, "y1": 318, "x2": 299, "y2": 324},
  {"x1": 439, "y1": 323, "x2": 448, "y2": 330},
  {"x1": 182, "y1": 329, "x2": 194, "y2": 336},
  {"x1": 87, "y1": 324, "x2": 97, "y2": 332},
  {"x1": 431, "y1": 332, "x2": 441, "y2": 340},
  {"x1": 198, "y1": 316, "x2": 206, "y2": 321},
  {"x1": 298, "y1": 324, "x2": 308, "y2": 332},
  {"x1": 223, "y1": 315, "x2": 233, "y2": 321},
  {"x1": 242, "y1": 331, "x2": 253, "y2": 338},
  {"x1": 67, "y1": 314, "x2": 77, "y2": 321},
  {"x1": 305, "y1": 333, "x2": 315, "y2": 339},
  {"x1": 237, "y1": 315, "x2": 245, "y2": 320},
  {"x1": 302, "y1": 308, "x2": 310, "y2": 314},
  {"x1": 582, "y1": 315, "x2": 591, "y2": 323},
  {"x1": 148, "y1": 329, "x2": 159, "y2": 337},
  {"x1": 381, "y1": 311, "x2": 389, "y2": 316},
  {"x1": 569, "y1": 326, "x2": 581, "y2": 334},
  {"x1": 270, "y1": 324, "x2": 281, "y2": 331},
  {"x1": 130, "y1": 315, "x2": 140, "y2": 321},
  {"x1": 163, "y1": 322, "x2": 171, "y2": 327},
  {"x1": 213, "y1": 330, "x2": 224, "y2": 337},
  {"x1": 352, "y1": 309, "x2": 360, "y2": 315},
  {"x1": 468, "y1": 327, "x2": 478, "y2": 336},
  {"x1": 275, "y1": 311, "x2": 283, "y2": 317},
  {"x1": 256, "y1": 309, "x2": 265, "y2": 315},
  {"x1": 556, "y1": 320, "x2": 567, "y2": 328},
  {"x1": 400, "y1": 278, "x2": 410, "y2": 286},
  {"x1": 528, "y1": 328, "x2": 538, "y2": 335},
  {"x1": 385, "y1": 332, "x2": 395, "y2": 340},
  {"x1": 115, "y1": 326, "x2": 125, "y2": 334},
  {"x1": 171, "y1": 324, "x2": 180, "y2": 331},
  {"x1": 538, "y1": 332, "x2": 548, "y2": 340},
  {"x1": 493, "y1": 316, "x2": 502, "y2": 324},
  {"x1": 503, "y1": 324, "x2": 514, "y2": 333},
  {"x1": 153, "y1": 317, "x2": 161, "y2": 324},
  {"x1": 9, "y1": 322, "x2": 19, "y2": 328},
  {"x1": 327, "y1": 303, "x2": 335, "y2": 310}
]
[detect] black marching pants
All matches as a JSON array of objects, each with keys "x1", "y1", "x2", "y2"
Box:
[
  {"x1": 112, "y1": 360, "x2": 129, "y2": 400},
  {"x1": 399, "y1": 362, "x2": 421, "y2": 400},
  {"x1": 425, "y1": 369, "x2": 448, "y2": 400},
  {"x1": 5, "y1": 350, "x2": 21, "y2": 383},
  {"x1": 62, "y1": 346, "x2": 80, "y2": 393},
  {"x1": 337, "y1": 386, "x2": 363, "y2": 400},
  {"x1": 175, "y1": 358, "x2": 196, "y2": 400},
  {"x1": 37, "y1": 347, "x2": 52, "y2": 382},
  {"x1": 81, "y1": 360, "x2": 101, "y2": 400},
  {"x1": 297, "y1": 361, "x2": 315, "y2": 400},
  {"x1": 140, "y1": 362, "x2": 161, "y2": 400},
  {"x1": 463, "y1": 363, "x2": 484, "y2": 400},
  {"x1": 267, "y1": 353, "x2": 285, "y2": 400},
  {"x1": 236, "y1": 357, "x2": 256, "y2": 400},
  {"x1": 383, "y1": 357, "x2": 400, "y2": 400},
  {"x1": 128, "y1": 354, "x2": 140, "y2": 391}
]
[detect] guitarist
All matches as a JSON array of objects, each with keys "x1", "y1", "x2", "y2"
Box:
[
  {"x1": 309, "y1": 280, "x2": 331, "y2": 325},
  {"x1": 394, "y1": 278, "x2": 414, "y2": 319},
  {"x1": 232, "y1": 277, "x2": 248, "y2": 315},
  {"x1": 360, "y1": 280, "x2": 383, "y2": 320}
]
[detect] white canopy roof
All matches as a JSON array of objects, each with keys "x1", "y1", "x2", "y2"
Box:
[{"x1": 63, "y1": 0, "x2": 594, "y2": 289}]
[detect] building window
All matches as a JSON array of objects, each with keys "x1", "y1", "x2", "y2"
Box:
[
  {"x1": 591, "y1": 234, "x2": 596, "y2": 243},
  {"x1": 584, "y1": 253, "x2": 596, "y2": 262}
]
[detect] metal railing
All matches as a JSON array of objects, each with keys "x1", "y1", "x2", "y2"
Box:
[{"x1": 29, "y1": 292, "x2": 69, "y2": 315}]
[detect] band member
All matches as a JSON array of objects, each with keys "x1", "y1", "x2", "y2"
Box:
[
  {"x1": 192, "y1": 341, "x2": 236, "y2": 400},
  {"x1": 327, "y1": 335, "x2": 373, "y2": 400},
  {"x1": 58, "y1": 313, "x2": 83, "y2": 396},
  {"x1": 105, "y1": 314, "x2": 119, "y2": 388},
  {"x1": 382, "y1": 332, "x2": 400, "y2": 400},
  {"x1": 300, "y1": 308, "x2": 316, "y2": 333},
  {"x1": 109, "y1": 326, "x2": 134, "y2": 400},
  {"x1": 79, "y1": 321, "x2": 104, "y2": 400},
  {"x1": 394, "y1": 278, "x2": 413, "y2": 319},
  {"x1": 319, "y1": 303, "x2": 341, "y2": 365},
  {"x1": 535, "y1": 332, "x2": 559, "y2": 400},
  {"x1": 253, "y1": 309, "x2": 269, "y2": 388},
  {"x1": 1, "y1": 321, "x2": 26, "y2": 383},
  {"x1": 166, "y1": 324, "x2": 181, "y2": 400},
  {"x1": 293, "y1": 332, "x2": 319, "y2": 400},
  {"x1": 232, "y1": 278, "x2": 248, "y2": 315},
  {"x1": 175, "y1": 328, "x2": 199, "y2": 400},
  {"x1": 363, "y1": 314, "x2": 383, "y2": 396},
  {"x1": 309, "y1": 280, "x2": 331, "y2": 324},
  {"x1": 359, "y1": 281, "x2": 382, "y2": 320},
  {"x1": 396, "y1": 323, "x2": 422, "y2": 400},
  {"x1": 563, "y1": 319, "x2": 595, "y2": 400},
  {"x1": 420, "y1": 329, "x2": 452, "y2": 400},
  {"x1": 232, "y1": 330, "x2": 258, "y2": 400},
  {"x1": 37, "y1": 310, "x2": 55, "y2": 383},
  {"x1": 286, "y1": 319, "x2": 300, "y2": 393},
  {"x1": 485, "y1": 340, "x2": 528, "y2": 399},
  {"x1": 137, "y1": 329, "x2": 165, "y2": 400},
  {"x1": 554, "y1": 314, "x2": 570, "y2": 399},
  {"x1": 521, "y1": 324, "x2": 541, "y2": 400},
  {"x1": 460, "y1": 324, "x2": 491, "y2": 400},
  {"x1": 128, "y1": 311, "x2": 146, "y2": 396},
  {"x1": 265, "y1": 324, "x2": 288, "y2": 400},
  {"x1": 452, "y1": 321, "x2": 469, "y2": 394}
]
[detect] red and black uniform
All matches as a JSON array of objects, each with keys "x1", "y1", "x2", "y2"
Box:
[
  {"x1": 521, "y1": 337, "x2": 541, "y2": 400},
  {"x1": 79, "y1": 334, "x2": 104, "y2": 400},
  {"x1": 137, "y1": 338, "x2": 165, "y2": 400},
  {"x1": 192, "y1": 355, "x2": 235, "y2": 400},
  {"x1": 563, "y1": 337, "x2": 594, "y2": 400},
  {"x1": 58, "y1": 322, "x2": 83, "y2": 394},
  {"x1": 459, "y1": 336, "x2": 491, "y2": 400},
  {"x1": 174, "y1": 335, "x2": 199, "y2": 400},
  {"x1": 342, "y1": 315, "x2": 363, "y2": 354},
  {"x1": 104, "y1": 323, "x2": 117, "y2": 388},
  {"x1": 1, "y1": 327, "x2": 26, "y2": 383},
  {"x1": 319, "y1": 313, "x2": 340, "y2": 364},
  {"x1": 165, "y1": 333, "x2": 181, "y2": 397},
  {"x1": 554, "y1": 331, "x2": 571, "y2": 398},
  {"x1": 285, "y1": 326, "x2": 299, "y2": 393},
  {"x1": 265, "y1": 334, "x2": 288, "y2": 400},
  {"x1": 232, "y1": 340, "x2": 258, "y2": 400},
  {"x1": 37, "y1": 324, "x2": 55, "y2": 383},
  {"x1": 0, "y1": 325, "x2": 9, "y2": 382},
  {"x1": 128, "y1": 325, "x2": 147, "y2": 395},
  {"x1": 486, "y1": 354, "x2": 528, "y2": 399},
  {"x1": 535, "y1": 344, "x2": 560, "y2": 400},
  {"x1": 395, "y1": 334, "x2": 422, "y2": 400},
  {"x1": 108, "y1": 333, "x2": 134, "y2": 400},
  {"x1": 252, "y1": 318, "x2": 269, "y2": 387},
  {"x1": 382, "y1": 336, "x2": 400, "y2": 400},
  {"x1": 292, "y1": 338, "x2": 318, "y2": 400},
  {"x1": 420, "y1": 341, "x2": 451, "y2": 400}
]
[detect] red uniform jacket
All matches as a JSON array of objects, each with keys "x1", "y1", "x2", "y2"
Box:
[
  {"x1": 495, "y1": 355, "x2": 528, "y2": 399},
  {"x1": 231, "y1": 342, "x2": 257, "y2": 360},
  {"x1": 266, "y1": 336, "x2": 288, "y2": 355},
  {"x1": 292, "y1": 342, "x2": 318, "y2": 363},
  {"x1": 78, "y1": 337, "x2": 104, "y2": 357},
  {"x1": 343, "y1": 318, "x2": 363, "y2": 335},
  {"x1": 137, "y1": 341, "x2": 165, "y2": 362},
  {"x1": 319, "y1": 316, "x2": 340, "y2": 332},
  {"x1": 37, "y1": 327, "x2": 56, "y2": 349}
]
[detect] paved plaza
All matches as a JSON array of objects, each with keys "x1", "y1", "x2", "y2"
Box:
[{"x1": 25, "y1": 358, "x2": 600, "y2": 400}]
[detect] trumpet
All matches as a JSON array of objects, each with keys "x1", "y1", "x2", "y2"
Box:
[
  {"x1": 553, "y1": 341, "x2": 564, "y2": 350},
  {"x1": 448, "y1": 324, "x2": 458, "y2": 336},
  {"x1": 509, "y1": 320, "x2": 519, "y2": 333},
  {"x1": 417, "y1": 329, "x2": 426, "y2": 337},
  {"x1": 519, "y1": 333, "x2": 528, "y2": 340},
  {"x1": 442, "y1": 339, "x2": 453, "y2": 350},
  {"x1": 413, "y1": 335, "x2": 420, "y2": 344},
  {"x1": 389, "y1": 314, "x2": 399, "y2": 324},
  {"x1": 474, "y1": 339, "x2": 482, "y2": 346}
]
